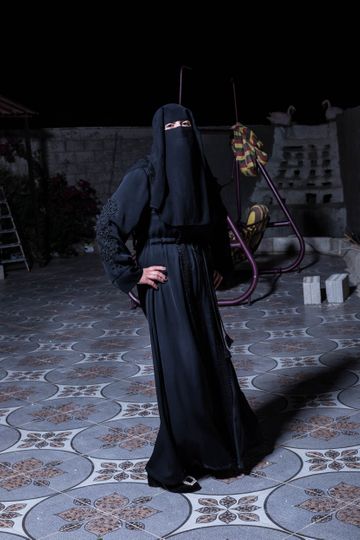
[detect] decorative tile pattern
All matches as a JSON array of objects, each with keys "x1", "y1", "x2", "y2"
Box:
[
  {"x1": 175, "y1": 488, "x2": 278, "y2": 535},
  {"x1": 72, "y1": 418, "x2": 159, "y2": 460},
  {"x1": 289, "y1": 446, "x2": 360, "y2": 476},
  {"x1": 55, "y1": 384, "x2": 105, "y2": 398},
  {"x1": 331, "y1": 338, "x2": 360, "y2": 350},
  {"x1": 92, "y1": 459, "x2": 147, "y2": 483},
  {"x1": 268, "y1": 329, "x2": 310, "y2": 339},
  {"x1": 284, "y1": 412, "x2": 360, "y2": 446},
  {"x1": 131, "y1": 364, "x2": 154, "y2": 377},
  {"x1": 0, "y1": 457, "x2": 64, "y2": 492},
  {"x1": 17, "y1": 431, "x2": 72, "y2": 450},
  {"x1": 7, "y1": 398, "x2": 120, "y2": 430},
  {"x1": 1, "y1": 370, "x2": 50, "y2": 382},
  {"x1": 0, "y1": 450, "x2": 92, "y2": 501},
  {"x1": 1, "y1": 252, "x2": 359, "y2": 539},
  {"x1": 56, "y1": 491, "x2": 160, "y2": 534},
  {"x1": 0, "y1": 502, "x2": 28, "y2": 534},
  {"x1": 285, "y1": 391, "x2": 354, "y2": 411},
  {"x1": 266, "y1": 473, "x2": 360, "y2": 537},
  {"x1": 320, "y1": 313, "x2": 359, "y2": 323},
  {"x1": 97, "y1": 424, "x2": 157, "y2": 451},
  {"x1": 0, "y1": 382, "x2": 57, "y2": 408},
  {"x1": 77, "y1": 352, "x2": 127, "y2": 363},
  {"x1": 103, "y1": 378, "x2": 157, "y2": 402},
  {"x1": 112, "y1": 403, "x2": 159, "y2": 418},
  {"x1": 271, "y1": 355, "x2": 323, "y2": 369},
  {"x1": 25, "y1": 483, "x2": 188, "y2": 539}
]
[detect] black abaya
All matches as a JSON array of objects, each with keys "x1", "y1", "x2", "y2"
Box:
[{"x1": 96, "y1": 167, "x2": 259, "y2": 486}]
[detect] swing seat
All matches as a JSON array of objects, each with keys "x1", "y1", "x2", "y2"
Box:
[{"x1": 229, "y1": 203, "x2": 269, "y2": 264}]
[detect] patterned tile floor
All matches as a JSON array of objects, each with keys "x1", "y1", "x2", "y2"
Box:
[{"x1": 0, "y1": 253, "x2": 359, "y2": 539}]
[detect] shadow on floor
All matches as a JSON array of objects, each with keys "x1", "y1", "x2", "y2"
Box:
[{"x1": 247, "y1": 353, "x2": 359, "y2": 468}]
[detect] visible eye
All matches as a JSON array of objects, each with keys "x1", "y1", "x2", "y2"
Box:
[
  {"x1": 165, "y1": 122, "x2": 175, "y2": 130},
  {"x1": 181, "y1": 120, "x2": 192, "y2": 127}
]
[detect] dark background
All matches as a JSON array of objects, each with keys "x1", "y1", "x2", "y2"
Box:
[{"x1": 1, "y1": 8, "x2": 358, "y2": 128}]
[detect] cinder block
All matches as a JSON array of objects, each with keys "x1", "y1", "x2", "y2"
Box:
[
  {"x1": 303, "y1": 276, "x2": 321, "y2": 304},
  {"x1": 325, "y1": 273, "x2": 350, "y2": 303}
]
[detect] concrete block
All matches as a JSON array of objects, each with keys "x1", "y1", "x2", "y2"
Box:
[
  {"x1": 303, "y1": 276, "x2": 321, "y2": 304},
  {"x1": 325, "y1": 273, "x2": 350, "y2": 303}
]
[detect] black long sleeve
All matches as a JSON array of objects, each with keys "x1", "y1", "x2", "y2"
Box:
[{"x1": 96, "y1": 168, "x2": 149, "y2": 293}]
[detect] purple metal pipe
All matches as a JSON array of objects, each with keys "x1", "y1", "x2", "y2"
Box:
[{"x1": 257, "y1": 162, "x2": 305, "y2": 274}]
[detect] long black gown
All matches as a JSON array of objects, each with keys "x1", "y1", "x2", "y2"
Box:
[{"x1": 96, "y1": 165, "x2": 259, "y2": 486}]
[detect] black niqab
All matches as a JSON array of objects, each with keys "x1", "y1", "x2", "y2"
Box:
[{"x1": 149, "y1": 103, "x2": 215, "y2": 228}]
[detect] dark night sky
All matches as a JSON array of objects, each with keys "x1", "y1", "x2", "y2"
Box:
[{"x1": 2, "y1": 10, "x2": 358, "y2": 128}]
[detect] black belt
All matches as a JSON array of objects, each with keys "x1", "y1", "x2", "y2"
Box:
[{"x1": 142, "y1": 237, "x2": 209, "y2": 247}]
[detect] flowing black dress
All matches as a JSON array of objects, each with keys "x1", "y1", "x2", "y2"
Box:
[{"x1": 97, "y1": 165, "x2": 259, "y2": 486}]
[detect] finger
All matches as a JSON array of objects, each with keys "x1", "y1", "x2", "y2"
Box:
[
  {"x1": 155, "y1": 271, "x2": 167, "y2": 281},
  {"x1": 145, "y1": 279, "x2": 158, "y2": 289},
  {"x1": 150, "y1": 266, "x2": 167, "y2": 271},
  {"x1": 148, "y1": 271, "x2": 167, "y2": 282}
]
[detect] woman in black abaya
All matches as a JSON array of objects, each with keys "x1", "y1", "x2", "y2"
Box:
[{"x1": 96, "y1": 103, "x2": 259, "y2": 493}]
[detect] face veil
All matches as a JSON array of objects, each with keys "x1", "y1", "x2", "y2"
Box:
[{"x1": 149, "y1": 103, "x2": 216, "y2": 228}]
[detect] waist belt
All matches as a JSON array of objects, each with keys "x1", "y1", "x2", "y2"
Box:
[
  {"x1": 145, "y1": 237, "x2": 184, "y2": 245},
  {"x1": 143, "y1": 237, "x2": 208, "y2": 246}
]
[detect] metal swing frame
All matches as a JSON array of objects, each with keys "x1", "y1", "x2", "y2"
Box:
[
  {"x1": 218, "y1": 80, "x2": 305, "y2": 305},
  {"x1": 219, "y1": 157, "x2": 305, "y2": 306}
]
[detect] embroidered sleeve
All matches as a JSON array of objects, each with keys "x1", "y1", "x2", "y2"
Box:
[{"x1": 96, "y1": 168, "x2": 149, "y2": 293}]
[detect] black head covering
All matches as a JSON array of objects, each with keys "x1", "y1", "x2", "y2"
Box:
[{"x1": 149, "y1": 103, "x2": 216, "y2": 228}]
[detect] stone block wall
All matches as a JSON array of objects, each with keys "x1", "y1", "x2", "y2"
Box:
[{"x1": 3, "y1": 110, "x2": 360, "y2": 238}]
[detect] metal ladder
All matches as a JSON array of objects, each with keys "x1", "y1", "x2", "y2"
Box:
[{"x1": 0, "y1": 186, "x2": 30, "y2": 271}]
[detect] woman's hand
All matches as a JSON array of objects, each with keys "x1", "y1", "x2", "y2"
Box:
[
  {"x1": 213, "y1": 270, "x2": 223, "y2": 289},
  {"x1": 138, "y1": 266, "x2": 167, "y2": 289}
]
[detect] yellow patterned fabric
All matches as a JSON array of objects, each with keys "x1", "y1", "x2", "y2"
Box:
[
  {"x1": 229, "y1": 204, "x2": 269, "y2": 263},
  {"x1": 231, "y1": 123, "x2": 268, "y2": 176}
]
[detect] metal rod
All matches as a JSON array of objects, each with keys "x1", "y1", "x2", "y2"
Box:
[
  {"x1": 128, "y1": 290, "x2": 140, "y2": 307},
  {"x1": 257, "y1": 161, "x2": 305, "y2": 274},
  {"x1": 231, "y1": 78, "x2": 239, "y2": 124},
  {"x1": 234, "y1": 159, "x2": 242, "y2": 223},
  {"x1": 218, "y1": 215, "x2": 259, "y2": 306},
  {"x1": 179, "y1": 65, "x2": 192, "y2": 105}
]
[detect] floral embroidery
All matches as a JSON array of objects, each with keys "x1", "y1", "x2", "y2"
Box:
[{"x1": 96, "y1": 199, "x2": 121, "y2": 263}]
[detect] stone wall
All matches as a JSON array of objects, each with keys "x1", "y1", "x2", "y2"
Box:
[
  {"x1": 337, "y1": 106, "x2": 360, "y2": 237},
  {"x1": 3, "y1": 112, "x2": 360, "y2": 237},
  {"x1": 44, "y1": 127, "x2": 153, "y2": 202}
]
